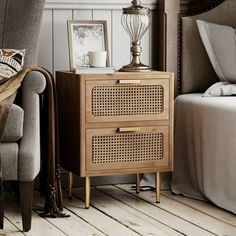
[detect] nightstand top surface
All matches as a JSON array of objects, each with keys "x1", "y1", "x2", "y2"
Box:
[{"x1": 56, "y1": 70, "x2": 174, "y2": 80}]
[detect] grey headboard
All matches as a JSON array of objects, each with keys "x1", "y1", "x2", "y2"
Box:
[{"x1": 179, "y1": 0, "x2": 236, "y2": 94}]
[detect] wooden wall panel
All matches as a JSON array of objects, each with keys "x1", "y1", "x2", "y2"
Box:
[
  {"x1": 112, "y1": 10, "x2": 130, "y2": 70},
  {"x1": 38, "y1": 10, "x2": 53, "y2": 72},
  {"x1": 93, "y1": 10, "x2": 112, "y2": 66},
  {"x1": 73, "y1": 10, "x2": 93, "y2": 20},
  {"x1": 141, "y1": 27, "x2": 151, "y2": 67},
  {"x1": 53, "y1": 10, "x2": 73, "y2": 72},
  {"x1": 45, "y1": 0, "x2": 158, "y2": 10},
  {"x1": 38, "y1": 1, "x2": 158, "y2": 74}
]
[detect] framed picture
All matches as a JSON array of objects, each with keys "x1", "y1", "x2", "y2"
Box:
[{"x1": 67, "y1": 20, "x2": 109, "y2": 70}]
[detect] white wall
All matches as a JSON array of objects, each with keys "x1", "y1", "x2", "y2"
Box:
[{"x1": 38, "y1": 0, "x2": 158, "y2": 74}]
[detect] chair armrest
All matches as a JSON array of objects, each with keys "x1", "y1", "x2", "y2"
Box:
[{"x1": 18, "y1": 71, "x2": 46, "y2": 181}]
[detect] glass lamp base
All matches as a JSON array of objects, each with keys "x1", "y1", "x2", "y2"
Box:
[{"x1": 119, "y1": 62, "x2": 151, "y2": 72}]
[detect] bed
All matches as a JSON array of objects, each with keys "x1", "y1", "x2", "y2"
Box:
[{"x1": 171, "y1": 0, "x2": 236, "y2": 214}]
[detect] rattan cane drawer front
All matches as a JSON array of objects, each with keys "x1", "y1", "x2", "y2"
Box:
[
  {"x1": 85, "y1": 126, "x2": 170, "y2": 173},
  {"x1": 85, "y1": 79, "x2": 170, "y2": 123}
]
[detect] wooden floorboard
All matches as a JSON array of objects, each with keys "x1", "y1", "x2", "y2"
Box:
[
  {"x1": 97, "y1": 185, "x2": 214, "y2": 236},
  {"x1": 33, "y1": 192, "x2": 106, "y2": 236},
  {"x1": 63, "y1": 190, "x2": 139, "y2": 236},
  {"x1": 4, "y1": 193, "x2": 66, "y2": 236},
  {"x1": 1, "y1": 184, "x2": 236, "y2": 236},
  {"x1": 0, "y1": 218, "x2": 25, "y2": 236},
  {"x1": 73, "y1": 187, "x2": 181, "y2": 236},
  {"x1": 162, "y1": 190, "x2": 236, "y2": 228},
  {"x1": 117, "y1": 184, "x2": 236, "y2": 236}
]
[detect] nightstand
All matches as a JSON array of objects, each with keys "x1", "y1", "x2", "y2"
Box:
[{"x1": 56, "y1": 71, "x2": 174, "y2": 208}]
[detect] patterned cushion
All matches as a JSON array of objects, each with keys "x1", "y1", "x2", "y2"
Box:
[{"x1": 0, "y1": 49, "x2": 25, "y2": 80}]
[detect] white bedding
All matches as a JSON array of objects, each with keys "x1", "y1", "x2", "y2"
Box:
[
  {"x1": 203, "y1": 81, "x2": 236, "y2": 96},
  {"x1": 171, "y1": 94, "x2": 236, "y2": 214}
]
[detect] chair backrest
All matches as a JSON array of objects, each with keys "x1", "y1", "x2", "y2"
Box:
[
  {"x1": 179, "y1": 0, "x2": 236, "y2": 93},
  {"x1": 0, "y1": 0, "x2": 45, "y2": 66}
]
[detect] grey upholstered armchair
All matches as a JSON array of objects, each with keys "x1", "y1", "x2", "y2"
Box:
[{"x1": 0, "y1": 0, "x2": 46, "y2": 231}]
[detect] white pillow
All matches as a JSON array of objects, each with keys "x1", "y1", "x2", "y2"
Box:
[
  {"x1": 196, "y1": 20, "x2": 236, "y2": 83},
  {"x1": 203, "y1": 81, "x2": 236, "y2": 96}
]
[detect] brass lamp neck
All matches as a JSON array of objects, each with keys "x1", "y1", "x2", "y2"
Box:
[
  {"x1": 132, "y1": 0, "x2": 141, "y2": 5},
  {"x1": 123, "y1": 1, "x2": 150, "y2": 15}
]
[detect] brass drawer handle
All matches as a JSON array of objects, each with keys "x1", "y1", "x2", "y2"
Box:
[
  {"x1": 118, "y1": 127, "x2": 141, "y2": 132},
  {"x1": 118, "y1": 80, "x2": 140, "y2": 84}
]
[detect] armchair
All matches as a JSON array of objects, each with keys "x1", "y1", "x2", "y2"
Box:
[{"x1": 0, "y1": 0, "x2": 46, "y2": 231}]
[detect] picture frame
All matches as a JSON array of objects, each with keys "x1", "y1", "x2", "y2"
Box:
[{"x1": 67, "y1": 20, "x2": 109, "y2": 70}]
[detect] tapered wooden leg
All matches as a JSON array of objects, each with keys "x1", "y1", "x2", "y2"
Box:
[
  {"x1": 68, "y1": 172, "x2": 73, "y2": 199},
  {"x1": 136, "y1": 174, "x2": 141, "y2": 194},
  {"x1": 85, "y1": 176, "x2": 90, "y2": 209},
  {"x1": 155, "y1": 172, "x2": 161, "y2": 203},
  {"x1": 19, "y1": 182, "x2": 33, "y2": 232}
]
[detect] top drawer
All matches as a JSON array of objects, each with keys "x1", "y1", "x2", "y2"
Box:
[{"x1": 85, "y1": 78, "x2": 170, "y2": 123}]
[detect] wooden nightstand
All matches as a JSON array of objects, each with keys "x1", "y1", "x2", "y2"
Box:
[{"x1": 56, "y1": 71, "x2": 174, "y2": 208}]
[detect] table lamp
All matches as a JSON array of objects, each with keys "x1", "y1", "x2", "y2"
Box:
[{"x1": 119, "y1": 0, "x2": 151, "y2": 72}]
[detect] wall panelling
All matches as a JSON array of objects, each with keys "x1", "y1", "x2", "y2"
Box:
[{"x1": 38, "y1": 0, "x2": 158, "y2": 74}]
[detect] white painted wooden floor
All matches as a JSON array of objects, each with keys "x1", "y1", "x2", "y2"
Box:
[{"x1": 2, "y1": 184, "x2": 236, "y2": 236}]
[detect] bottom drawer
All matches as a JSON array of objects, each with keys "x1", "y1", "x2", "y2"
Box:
[{"x1": 85, "y1": 126, "x2": 170, "y2": 173}]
